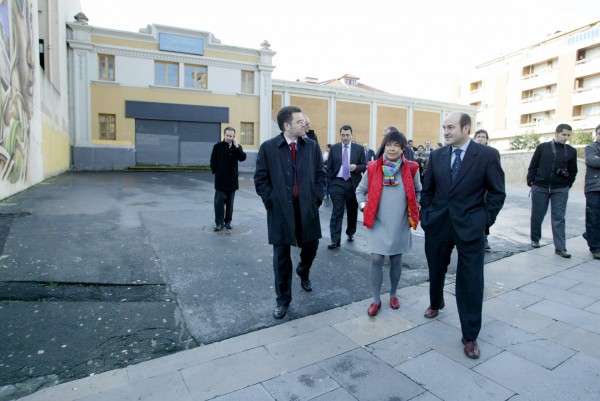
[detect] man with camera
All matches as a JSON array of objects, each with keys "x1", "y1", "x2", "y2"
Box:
[{"x1": 527, "y1": 124, "x2": 578, "y2": 258}]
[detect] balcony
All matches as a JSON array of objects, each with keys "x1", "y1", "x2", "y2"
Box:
[
  {"x1": 572, "y1": 86, "x2": 600, "y2": 106},
  {"x1": 519, "y1": 95, "x2": 557, "y2": 115},
  {"x1": 574, "y1": 55, "x2": 600, "y2": 78},
  {"x1": 519, "y1": 69, "x2": 558, "y2": 90}
]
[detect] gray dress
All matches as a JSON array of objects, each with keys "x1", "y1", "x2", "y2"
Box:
[{"x1": 356, "y1": 164, "x2": 421, "y2": 255}]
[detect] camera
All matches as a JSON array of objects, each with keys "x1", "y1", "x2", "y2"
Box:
[{"x1": 556, "y1": 168, "x2": 569, "y2": 178}]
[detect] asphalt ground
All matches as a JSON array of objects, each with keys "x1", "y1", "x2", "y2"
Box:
[{"x1": 0, "y1": 171, "x2": 586, "y2": 400}]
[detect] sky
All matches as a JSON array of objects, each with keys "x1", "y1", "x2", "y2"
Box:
[{"x1": 78, "y1": 0, "x2": 599, "y2": 102}]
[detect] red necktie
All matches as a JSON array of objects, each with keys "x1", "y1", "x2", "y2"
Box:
[{"x1": 290, "y1": 142, "x2": 298, "y2": 196}]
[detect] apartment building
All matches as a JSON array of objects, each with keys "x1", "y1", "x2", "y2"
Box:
[{"x1": 456, "y1": 20, "x2": 600, "y2": 149}]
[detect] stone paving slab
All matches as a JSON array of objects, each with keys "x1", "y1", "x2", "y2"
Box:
[
  {"x1": 474, "y1": 351, "x2": 593, "y2": 401},
  {"x1": 518, "y1": 281, "x2": 597, "y2": 308},
  {"x1": 261, "y1": 365, "x2": 340, "y2": 401},
  {"x1": 77, "y1": 371, "x2": 191, "y2": 401},
  {"x1": 483, "y1": 297, "x2": 556, "y2": 333},
  {"x1": 397, "y1": 350, "x2": 514, "y2": 401},
  {"x1": 318, "y1": 348, "x2": 424, "y2": 401},
  {"x1": 527, "y1": 299, "x2": 600, "y2": 334}
]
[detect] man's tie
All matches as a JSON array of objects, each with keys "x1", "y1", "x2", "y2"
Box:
[
  {"x1": 290, "y1": 142, "x2": 298, "y2": 196},
  {"x1": 342, "y1": 144, "x2": 350, "y2": 181},
  {"x1": 451, "y1": 148, "x2": 462, "y2": 185}
]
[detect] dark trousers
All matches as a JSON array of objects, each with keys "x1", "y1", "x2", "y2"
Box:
[
  {"x1": 585, "y1": 191, "x2": 600, "y2": 253},
  {"x1": 214, "y1": 190, "x2": 235, "y2": 226},
  {"x1": 425, "y1": 215, "x2": 485, "y2": 341},
  {"x1": 530, "y1": 187, "x2": 569, "y2": 251},
  {"x1": 329, "y1": 178, "x2": 358, "y2": 243},
  {"x1": 273, "y1": 197, "x2": 319, "y2": 307}
]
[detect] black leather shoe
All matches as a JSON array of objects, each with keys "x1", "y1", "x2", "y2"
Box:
[
  {"x1": 555, "y1": 249, "x2": 571, "y2": 258},
  {"x1": 531, "y1": 241, "x2": 540, "y2": 248},
  {"x1": 273, "y1": 305, "x2": 287, "y2": 319},
  {"x1": 328, "y1": 241, "x2": 340, "y2": 249},
  {"x1": 214, "y1": 225, "x2": 223, "y2": 232},
  {"x1": 225, "y1": 223, "x2": 232, "y2": 229},
  {"x1": 300, "y1": 279, "x2": 312, "y2": 292},
  {"x1": 347, "y1": 235, "x2": 354, "y2": 242}
]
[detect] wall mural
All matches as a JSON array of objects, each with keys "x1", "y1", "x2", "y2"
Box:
[{"x1": 0, "y1": 0, "x2": 34, "y2": 185}]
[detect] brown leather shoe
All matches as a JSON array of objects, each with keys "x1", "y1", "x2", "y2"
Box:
[
  {"x1": 424, "y1": 307, "x2": 439, "y2": 318},
  {"x1": 424, "y1": 301, "x2": 444, "y2": 318},
  {"x1": 462, "y1": 337, "x2": 480, "y2": 359}
]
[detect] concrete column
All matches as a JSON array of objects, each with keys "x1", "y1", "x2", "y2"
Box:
[
  {"x1": 328, "y1": 96, "x2": 336, "y2": 144},
  {"x1": 370, "y1": 101, "x2": 377, "y2": 149},
  {"x1": 258, "y1": 65, "x2": 274, "y2": 143}
]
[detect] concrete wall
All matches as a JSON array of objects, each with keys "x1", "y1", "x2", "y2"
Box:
[{"x1": 500, "y1": 150, "x2": 585, "y2": 191}]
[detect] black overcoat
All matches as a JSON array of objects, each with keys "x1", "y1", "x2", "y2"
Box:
[
  {"x1": 210, "y1": 141, "x2": 246, "y2": 191},
  {"x1": 254, "y1": 133, "x2": 326, "y2": 245}
]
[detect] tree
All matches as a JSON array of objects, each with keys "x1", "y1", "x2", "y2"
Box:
[
  {"x1": 509, "y1": 130, "x2": 540, "y2": 150},
  {"x1": 569, "y1": 128, "x2": 592, "y2": 145}
]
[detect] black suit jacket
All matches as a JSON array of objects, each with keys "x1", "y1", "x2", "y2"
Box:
[
  {"x1": 420, "y1": 141, "x2": 505, "y2": 241},
  {"x1": 326, "y1": 142, "x2": 367, "y2": 190}
]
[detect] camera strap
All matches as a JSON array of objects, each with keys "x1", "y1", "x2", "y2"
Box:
[{"x1": 550, "y1": 140, "x2": 567, "y2": 157}]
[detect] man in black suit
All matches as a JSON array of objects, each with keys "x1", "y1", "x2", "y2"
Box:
[
  {"x1": 326, "y1": 125, "x2": 367, "y2": 249},
  {"x1": 363, "y1": 143, "x2": 376, "y2": 162},
  {"x1": 210, "y1": 127, "x2": 247, "y2": 231},
  {"x1": 303, "y1": 115, "x2": 319, "y2": 143},
  {"x1": 420, "y1": 112, "x2": 505, "y2": 359}
]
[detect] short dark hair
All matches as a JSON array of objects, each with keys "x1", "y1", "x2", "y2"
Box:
[
  {"x1": 277, "y1": 106, "x2": 302, "y2": 131},
  {"x1": 224, "y1": 126, "x2": 236, "y2": 134},
  {"x1": 555, "y1": 123, "x2": 573, "y2": 133},
  {"x1": 339, "y1": 124, "x2": 353, "y2": 134},
  {"x1": 596, "y1": 124, "x2": 600, "y2": 133},
  {"x1": 376, "y1": 128, "x2": 407, "y2": 159},
  {"x1": 459, "y1": 113, "x2": 472, "y2": 130},
  {"x1": 475, "y1": 129, "x2": 489, "y2": 140}
]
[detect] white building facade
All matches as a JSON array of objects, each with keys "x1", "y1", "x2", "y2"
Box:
[{"x1": 456, "y1": 20, "x2": 600, "y2": 149}]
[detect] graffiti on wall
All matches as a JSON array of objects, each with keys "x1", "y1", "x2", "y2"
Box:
[{"x1": 0, "y1": 0, "x2": 34, "y2": 184}]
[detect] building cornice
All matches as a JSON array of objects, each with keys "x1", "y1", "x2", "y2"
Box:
[{"x1": 272, "y1": 79, "x2": 472, "y2": 112}]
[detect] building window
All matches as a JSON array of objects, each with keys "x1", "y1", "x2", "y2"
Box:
[
  {"x1": 99, "y1": 54, "x2": 115, "y2": 81},
  {"x1": 184, "y1": 64, "x2": 207, "y2": 89},
  {"x1": 99, "y1": 114, "x2": 116, "y2": 140},
  {"x1": 155, "y1": 61, "x2": 179, "y2": 87},
  {"x1": 240, "y1": 122, "x2": 254, "y2": 145},
  {"x1": 469, "y1": 81, "x2": 482, "y2": 92},
  {"x1": 241, "y1": 70, "x2": 254, "y2": 94}
]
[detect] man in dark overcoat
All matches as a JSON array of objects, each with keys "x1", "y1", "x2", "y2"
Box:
[
  {"x1": 210, "y1": 127, "x2": 246, "y2": 231},
  {"x1": 254, "y1": 105, "x2": 326, "y2": 319}
]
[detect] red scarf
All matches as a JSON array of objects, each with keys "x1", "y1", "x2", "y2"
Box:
[{"x1": 363, "y1": 155, "x2": 420, "y2": 229}]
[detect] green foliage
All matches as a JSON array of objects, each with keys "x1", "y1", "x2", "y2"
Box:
[
  {"x1": 509, "y1": 130, "x2": 541, "y2": 150},
  {"x1": 569, "y1": 128, "x2": 592, "y2": 145}
]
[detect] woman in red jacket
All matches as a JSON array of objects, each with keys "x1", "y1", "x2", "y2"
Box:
[{"x1": 355, "y1": 129, "x2": 421, "y2": 316}]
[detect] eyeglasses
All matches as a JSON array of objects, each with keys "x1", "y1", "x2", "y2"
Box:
[{"x1": 292, "y1": 119, "x2": 306, "y2": 126}]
